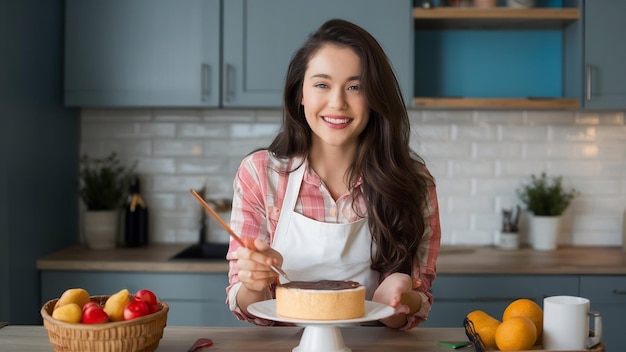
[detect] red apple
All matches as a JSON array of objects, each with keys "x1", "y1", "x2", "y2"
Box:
[
  {"x1": 81, "y1": 304, "x2": 109, "y2": 324},
  {"x1": 123, "y1": 299, "x2": 150, "y2": 320},
  {"x1": 82, "y1": 301, "x2": 101, "y2": 312},
  {"x1": 134, "y1": 289, "x2": 158, "y2": 306},
  {"x1": 148, "y1": 303, "x2": 161, "y2": 314}
]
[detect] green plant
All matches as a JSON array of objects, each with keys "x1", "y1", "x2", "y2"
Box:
[
  {"x1": 516, "y1": 172, "x2": 579, "y2": 216},
  {"x1": 79, "y1": 153, "x2": 136, "y2": 210}
]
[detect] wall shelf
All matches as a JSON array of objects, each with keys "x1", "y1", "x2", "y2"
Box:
[
  {"x1": 412, "y1": 97, "x2": 579, "y2": 109},
  {"x1": 414, "y1": 8, "x2": 580, "y2": 30},
  {"x1": 412, "y1": 6, "x2": 581, "y2": 109}
]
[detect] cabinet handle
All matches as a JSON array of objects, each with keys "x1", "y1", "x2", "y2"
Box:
[
  {"x1": 201, "y1": 63, "x2": 210, "y2": 102},
  {"x1": 223, "y1": 63, "x2": 232, "y2": 103},
  {"x1": 586, "y1": 63, "x2": 592, "y2": 102},
  {"x1": 613, "y1": 289, "x2": 626, "y2": 295}
]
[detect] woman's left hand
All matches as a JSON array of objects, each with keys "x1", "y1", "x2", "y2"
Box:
[{"x1": 372, "y1": 273, "x2": 414, "y2": 328}]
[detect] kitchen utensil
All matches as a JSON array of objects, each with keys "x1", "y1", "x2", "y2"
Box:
[
  {"x1": 189, "y1": 189, "x2": 290, "y2": 282},
  {"x1": 187, "y1": 338, "x2": 213, "y2": 352}
]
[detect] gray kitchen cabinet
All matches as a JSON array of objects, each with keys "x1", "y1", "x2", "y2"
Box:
[
  {"x1": 579, "y1": 275, "x2": 626, "y2": 350},
  {"x1": 40, "y1": 271, "x2": 249, "y2": 327},
  {"x1": 65, "y1": 0, "x2": 413, "y2": 108},
  {"x1": 221, "y1": 0, "x2": 413, "y2": 108},
  {"x1": 421, "y1": 274, "x2": 579, "y2": 327},
  {"x1": 564, "y1": 0, "x2": 626, "y2": 109},
  {"x1": 65, "y1": 0, "x2": 221, "y2": 107}
]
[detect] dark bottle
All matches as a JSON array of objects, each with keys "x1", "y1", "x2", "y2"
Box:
[{"x1": 124, "y1": 176, "x2": 149, "y2": 247}]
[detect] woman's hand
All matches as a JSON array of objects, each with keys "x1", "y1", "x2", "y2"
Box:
[
  {"x1": 235, "y1": 238, "x2": 283, "y2": 292},
  {"x1": 372, "y1": 272, "x2": 419, "y2": 329}
]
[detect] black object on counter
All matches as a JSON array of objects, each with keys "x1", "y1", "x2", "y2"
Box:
[{"x1": 124, "y1": 176, "x2": 149, "y2": 247}]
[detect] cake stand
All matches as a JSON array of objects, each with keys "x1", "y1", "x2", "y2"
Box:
[{"x1": 248, "y1": 300, "x2": 394, "y2": 352}]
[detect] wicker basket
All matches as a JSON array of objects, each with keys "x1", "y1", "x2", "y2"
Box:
[
  {"x1": 41, "y1": 295, "x2": 169, "y2": 352},
  {"x1": 463, "y1": 318, "x2": 605, "y2": 352}
]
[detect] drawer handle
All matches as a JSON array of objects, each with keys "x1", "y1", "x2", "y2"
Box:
[
  {"x1": 613, "y1": 289, "x2": 626, "y2": 295},
  {"x1": 201, "y1": 63, "x2": 210, "y2": 102}
]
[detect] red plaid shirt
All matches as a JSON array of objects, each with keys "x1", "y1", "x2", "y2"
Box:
[{"x1": 226, "y1": 150, "x2": 441, "y2": 330}]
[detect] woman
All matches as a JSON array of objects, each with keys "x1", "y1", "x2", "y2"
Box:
[{"x1": 226, "y1": 19, "x2": 441, "y2": 330}]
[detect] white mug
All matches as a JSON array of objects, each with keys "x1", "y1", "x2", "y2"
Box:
[{"x1": 543, "y1": 296, "x2": 602, "y2": 350}]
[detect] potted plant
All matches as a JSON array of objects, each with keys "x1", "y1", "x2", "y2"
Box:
[
  {"x1": 79, "y1": 153, "x2": 135, "y2": 249},
  {"x1": 517, "y1": 172, "x2": 579, "y2": 250}
]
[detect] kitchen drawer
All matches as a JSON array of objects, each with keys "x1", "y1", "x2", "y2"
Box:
[
  {"x1": 41, "y1": 271, "x2": 228, "y2": 302},
  {"x1": 430, "y1": 274, "x2": 579, "y2": 300},
  {"x1": 422, "y1": 274, "x2": 579, "y2": 327},
  {"x1": 166, "y1": 301, "x2": 248, "y2": 327},
  {"x1": 40, "y1": 271, "x2": 243, "y2": 326},
  {"x1": 580, "y1": 275, "x2": 626, "y2": 304}
]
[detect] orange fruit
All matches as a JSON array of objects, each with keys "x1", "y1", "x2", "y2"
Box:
[
  {"x1": 502, "y1": 298, "x2": 543, "y2": 345},
  {"x1": 495, "y1": 315, "x2": 537, "y2": 351},
  {"x1": 466, "y1": 310, "x2": 501, "y2": 350}
]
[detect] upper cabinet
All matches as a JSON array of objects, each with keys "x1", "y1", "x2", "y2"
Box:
[
  {"x1": 65, "y1": 0, "x2": 413, "y2": 108},
  {"x1": 413, "y1": 5, "x2": 580, "y2": 109},
  {"x1": 65, "y1": 0, "x2": 221, "y2": 107},
  {"x1": 573, "y1": 0, "x2": 626, "y2": 109},
  {"x1": 221, "y1": 0, "x2": 413, "y2": 108}
]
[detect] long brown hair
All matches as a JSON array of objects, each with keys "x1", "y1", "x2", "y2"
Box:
[{"x1": 268, "y1": 19, "x2": 433, "y2": 275}]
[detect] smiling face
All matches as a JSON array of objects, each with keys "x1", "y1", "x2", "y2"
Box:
[{"x1": 301, "y1": 44, "x2": 370, "y2": 152}]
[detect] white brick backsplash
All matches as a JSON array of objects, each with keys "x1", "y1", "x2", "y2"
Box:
[
  {"x1": 154, "y1": 109, "x2": 202, "y2": 122},
  {"x1": 80, "y1": 108, "x2": 626, "y2": 247},
  {"x1": 154, "y1": 140, "x2": 204, "y2": 156},
  {"x1": 178, "y1": 123, "x2": 231, "y2": 138},
  {"x1": 575, "y1": 111, "x2": 625, "y2": 125},
  {"x1": 176, "y1": 157, "x2": 230, "y2": 174},
  {"x1": 476, "y1": 110, "x2": 525, "y2": 125},
  {"x1": 230, "y1": 123, "x2": 281, "y2": 139},
  {"x1": 551, "y1": 126, "x2": 596, "y2": 142}
]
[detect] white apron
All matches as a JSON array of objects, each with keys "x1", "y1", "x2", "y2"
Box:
[{"x1": 271, "y1": 163, "x2": 379, "y2": 299}]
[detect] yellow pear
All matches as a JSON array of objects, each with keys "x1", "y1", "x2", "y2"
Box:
[
  {"x1": 51, "y1": 303, "x2": 82, "y2": 323},
  {"x1": 54, "y1": 288, "x2": 90, "y2": 310},
  {"x1": 103, "y1": 288, "x2": 131, "y2": 321}
]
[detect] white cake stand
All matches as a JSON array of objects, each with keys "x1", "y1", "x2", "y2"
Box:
[{"x1": 248, "y1": 300, "x2": 394, "y2": 352}]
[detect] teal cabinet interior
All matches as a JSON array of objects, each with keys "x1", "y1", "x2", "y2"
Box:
[
  {"x1": 579, "y1": 275, "x2": 626, "y2": 350},
  {"x1": 64, "y1": 0, "x2": 413, "y2": 108},
  {"x1": 564, "y1": 0, "x2": 626, "y2": 109},
  {"x1": 40, "y1": 271, "x2": 249, "y2": 327},
  {"x1": 420, "y1": 274, "x2": 579, "y2": 327},
  {"x1": 414, "y1": 0, "x2": 581, "y2": 109}
]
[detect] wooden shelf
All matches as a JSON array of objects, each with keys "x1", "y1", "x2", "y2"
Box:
[
  {"x1": 412, "y1": 97, "x2": 580, "y2": 109},
  {"x1": 414, "y1": 7, "x2": 580, "y2": 30}
]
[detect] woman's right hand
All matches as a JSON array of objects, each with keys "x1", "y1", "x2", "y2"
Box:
[{"x1": 235, "y1": 238, "x2": 282, "y2": 292}]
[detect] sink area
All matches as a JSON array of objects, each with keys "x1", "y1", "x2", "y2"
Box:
[{"x1": 170, "y1": 243, "x2": 229, "y2": 261}]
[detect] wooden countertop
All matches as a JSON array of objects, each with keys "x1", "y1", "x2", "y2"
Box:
[
  {"x1": 0, "y1": 325, "x2": 590, "y2": 352},
  {"x1": 37, "y1": 244, "x2": 626, "y2": 275}
]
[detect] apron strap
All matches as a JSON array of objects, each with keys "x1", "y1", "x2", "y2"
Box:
[{"x1": 273, "y1": 162, "x2": 306, "y2": 241}]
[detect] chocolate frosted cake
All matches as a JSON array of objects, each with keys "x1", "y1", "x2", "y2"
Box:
[{"x1": 275, "y1": 280, "x2": 365, "y2": 320}]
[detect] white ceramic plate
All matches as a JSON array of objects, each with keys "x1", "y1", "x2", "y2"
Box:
[{"x1": 248, "y1": 300, "x2": 394, "y2": 326}]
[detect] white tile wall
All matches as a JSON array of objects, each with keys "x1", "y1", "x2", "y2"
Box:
[{"x1": 80, "y1": 109, "x2": 626, "y2": 247}]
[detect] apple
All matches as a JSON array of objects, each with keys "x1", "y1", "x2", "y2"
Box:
[
  {"x1": 134, "y1": 289, "x2": 158, "y2": 306},
  {"x1": 81, "y1": 304, "x2": 109, "y2": 324},
  {"x1": 82, "y1": 301, "x2": 101, "y2": 312},
  {"x1": 123, "y1": 299, "x2": 150, "y2": 320},
  {"x1": 134, "y1": 289, "x2": 160, "y2": 313}
]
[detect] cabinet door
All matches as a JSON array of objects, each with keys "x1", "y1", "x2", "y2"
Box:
[
  {"x1": 580, "y1": 276, "x2": 626, "y2": 350},
  {"x1": 584, "y1": 0, "x2": 626, "y2": 109},
  {"x1": 65, "y1": 0, "x2": 220, "y2": 107},
  {"x1": 222, "y1": 0, "x2": 413, "y2": 108},
  {"x1": 421, "y1": 274, "x2": 579, "y2": 327},
  {"x1": 41, "y1": 271, "x2": 248, "y2": 327}
]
